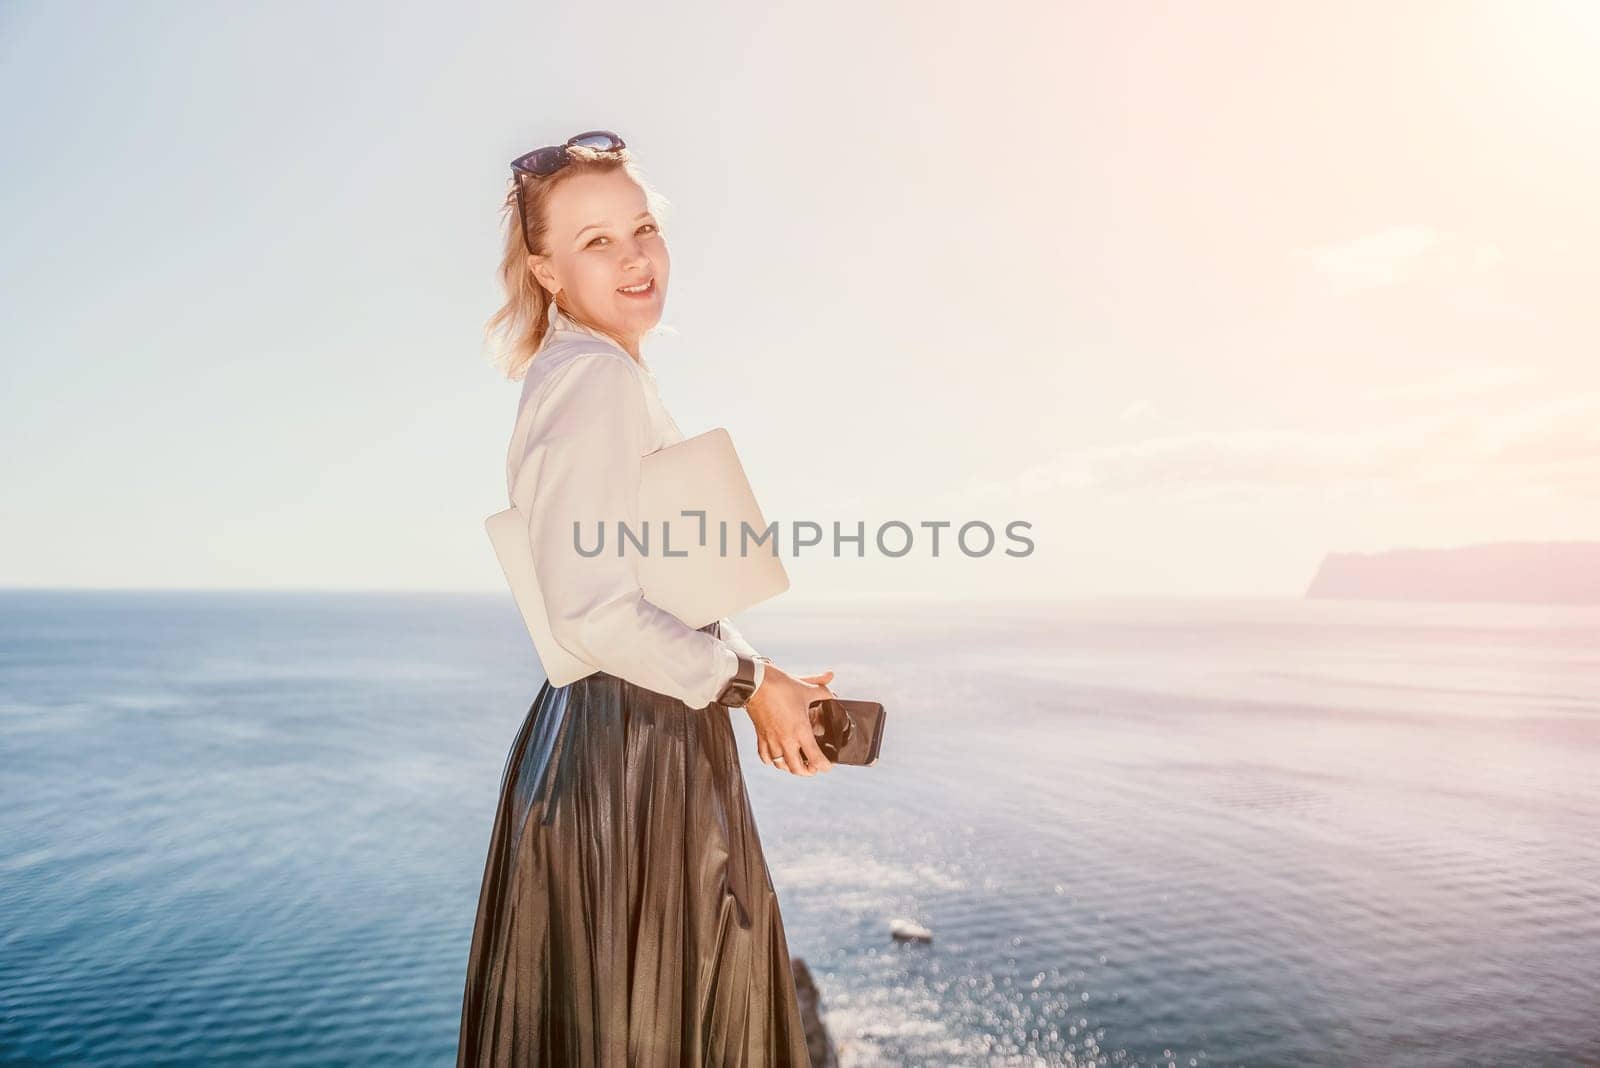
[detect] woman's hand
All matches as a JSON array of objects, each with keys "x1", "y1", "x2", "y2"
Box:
[{"x1": 745, "y1": 665, "x2": 837, "y2": 776}]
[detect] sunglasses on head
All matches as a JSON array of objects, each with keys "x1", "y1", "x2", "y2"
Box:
[{"x1": 510, "y1": 130, "x2": 627, "y2": 255}]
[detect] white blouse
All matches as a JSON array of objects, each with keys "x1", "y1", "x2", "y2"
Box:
[{"x1": 505, "y1": 304, "x2": 766, "y2": 710}]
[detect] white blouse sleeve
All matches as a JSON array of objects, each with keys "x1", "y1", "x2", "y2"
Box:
[
  {"x1": 715, "y1": 616, "x2": 764, "y2": 660},
  {"x1": 516, "y1": 351, "x2": 740, "y2": 710},
  {"x1": 716, "y1": 616, "x2": 769, "y2": 693}
]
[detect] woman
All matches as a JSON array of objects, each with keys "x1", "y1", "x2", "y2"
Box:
[{"x1": 457, "y1": 131, "x2": 836, "y2": 1067}]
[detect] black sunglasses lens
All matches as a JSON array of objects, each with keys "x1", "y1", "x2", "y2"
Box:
[
  {"x1": 512, "y1": 132, "x2": 624, "y2": 179},
  {"x1": 509, "y1": 146, "x2": 558, "y2": 177},
  {"x1": 533, "y1": 146, "x2": 568, "y2": 175},
  {"x1": 568, "y1": 130, "x2": 623, "y2": 152}
]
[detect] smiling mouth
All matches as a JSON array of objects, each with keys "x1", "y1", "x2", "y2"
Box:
[{"x1": 618, "y1": 278, "x2": 656, "y2": 296}]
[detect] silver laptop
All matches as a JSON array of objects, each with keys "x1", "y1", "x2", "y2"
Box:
[{"x1": 484, "y1": 427, "x2": 789, "y2": 686}]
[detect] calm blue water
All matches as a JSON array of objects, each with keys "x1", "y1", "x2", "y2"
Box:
[{"x1": 2, "y1": 590, "x2": 1598, "y2": 1067}]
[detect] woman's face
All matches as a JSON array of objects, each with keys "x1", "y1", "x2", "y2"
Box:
[{"x1": 530, "y1": 169, "x2": 668, "y2": 353}]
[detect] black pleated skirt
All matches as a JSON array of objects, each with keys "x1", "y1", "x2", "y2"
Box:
[{"x1": 456, "y1": 621, "x2": 813, "y2": 1067}]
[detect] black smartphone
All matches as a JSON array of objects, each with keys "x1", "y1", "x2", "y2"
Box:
[{"x1": 806, "y1": 698, "x2": 886, "y2": 766}]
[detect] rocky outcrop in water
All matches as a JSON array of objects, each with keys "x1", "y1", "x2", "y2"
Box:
[
  {"x1": 791, "y1": 958, "x2": 838, "y2": 1068},
  {"x1": 1306, "y1": 540, "x2": 1600, "y2": 604}
]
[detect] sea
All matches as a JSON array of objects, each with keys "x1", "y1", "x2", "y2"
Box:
[{"x1": 1, "y1": 590, "x2": 1597, "y2": 1067}]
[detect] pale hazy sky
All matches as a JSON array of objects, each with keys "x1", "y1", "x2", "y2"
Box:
[{"x1": 2, "y1": 1, "x2": 1595, "y2": 598}]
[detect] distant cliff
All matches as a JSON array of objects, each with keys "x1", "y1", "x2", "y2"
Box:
[{"x1": 1305, "y1": 540, "x2": 1600, "y2": 604}]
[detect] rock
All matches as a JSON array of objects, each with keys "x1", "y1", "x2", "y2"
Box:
[
  {"x1": 1306, "y1": 540, "x2": 1600, "y2": 603},
  {"x1": 791, "y1": 957, "x2": 839, "y2": 1067}
]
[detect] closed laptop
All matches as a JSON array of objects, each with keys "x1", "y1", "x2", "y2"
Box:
[{"x1": 485, "y1": 427, "x2": 789, "y2": 686}]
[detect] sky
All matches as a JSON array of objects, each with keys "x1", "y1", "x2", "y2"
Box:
[{"x1": 1, "y1": 0, "x2": 1596, "y2": 598}]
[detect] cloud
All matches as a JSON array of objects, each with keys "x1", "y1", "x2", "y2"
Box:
[
  {"x1": 1292, "y1": 224, "x2": 1505, "y2": 294},
  {"x1": 1363, "y1": 364, "x2": 1542, "y2": 402},
  {"x1": 943, "y1": 391, "x2": 1600, "y2": 506},
  {"x1": 1119, "y1": 398, "x2": 1159, "y2": 421},
  {"x1": 1478, "y1": 392, "x2": 1600, "y2": 466}
]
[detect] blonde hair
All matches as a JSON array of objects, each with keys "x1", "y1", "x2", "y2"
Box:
[{"x1": 485, "y1": 143, "x2": 671, "y2": 381}]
